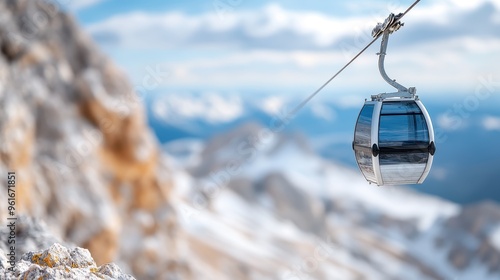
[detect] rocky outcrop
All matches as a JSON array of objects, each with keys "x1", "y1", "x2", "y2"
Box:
[
  {"x1": 0, "y1": 216, "x2": 134, "y2": 279},
  {"x1": 0, "y1": 216, "x2": 66, "y2": 261},
  {"x1": 1, "y1": 243, "x2": 135, "y2": 279}
]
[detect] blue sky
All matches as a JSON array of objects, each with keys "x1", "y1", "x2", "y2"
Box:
[
  {"x1": 73, "y1": 0, "x2": 406, "y2": 20},
  {"x1": 63, "y1": 0, "x2": 500, "y2": 106}
]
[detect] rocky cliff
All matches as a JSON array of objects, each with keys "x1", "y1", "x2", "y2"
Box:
[{"x1": 0, "y1": 0, "x2": 181, "y2": 278}]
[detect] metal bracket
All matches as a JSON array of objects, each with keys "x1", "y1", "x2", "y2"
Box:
[
  {"x1": 371, "y1": 88, "x2": 417, "y2": 101},
  {"x1": 372, "y1": 13, "x2": 404, "y2": 38}
]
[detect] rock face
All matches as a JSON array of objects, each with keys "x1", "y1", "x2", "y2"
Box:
[
  {"x1": 1, "y1": 243, "x2": 134, "y2": 279},
  {"x1": 0, "y1": 0, "x2": 179, "y2": 278}
]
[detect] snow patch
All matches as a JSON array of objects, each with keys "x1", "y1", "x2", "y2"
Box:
[{"x1": 490, "y1": 225, "x2": 500, "y2": 251}]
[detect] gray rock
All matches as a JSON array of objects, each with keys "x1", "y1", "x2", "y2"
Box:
[
  {"x1": 0, "y1": 215, "x2": 64, "y2": 263},
  {"x1": 258, "y1": 173, "x2": 326, "y2": 235},
  {"x1": 0, "y1": 243, "x2": 135, "y2": 280},
  {"x1": 0, "y1": 248, "x2": 8, "y2": 278},
  {"x1": 98, "y1": 263, "x2": 136, "y2": 280}
]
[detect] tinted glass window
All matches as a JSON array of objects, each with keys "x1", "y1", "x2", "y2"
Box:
[
  {"x1": 379, "y1": 102, "x2": 429, "y2": 148},
  {"x1": 354, "y1": 104, "x2": 374, "y2": 147},
  {"x1": 379, "y1": 114, "x2": 429, "y2": 146},
  {"x1": 381, "y1": 101, "x2": 421, "y2": 115}
]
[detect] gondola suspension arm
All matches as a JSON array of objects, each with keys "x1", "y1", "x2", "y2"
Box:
[{"x1": 378, "y1": 29, "x2": 407, "y2": 92}]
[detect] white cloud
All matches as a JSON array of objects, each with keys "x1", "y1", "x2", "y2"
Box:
[
  {"x1": 152, "y1": 93, "x2": 244, "y2": 124},
  {"x1": 86, "y1": 1, "x2": 500, "y2": 94},
  {"x1": 87, "y1": 4, "x2": 364, "y2": 50},
  {"x1": 436, "y1": 113, "x2": 469, "y2": 131},
  {"x1": 87, "y1": 1, "x2": 500, "y2": 50},
  {"x1": 431, "y1": 167, "x2": 448, "y2": 181},
  {"x1": 311, "y1": 103, "x2": 336, "y2": 121},
  {"x1": 161, "y1": 41, "x2": 498, "y2": 93},
  {"x1": 261, "y1": 96, "x2": 286, "y2": 115},
  {"x1": 482, "y1": 116, "x2": 500, "y2": 131},
  {"x1": 334, "y1": 95, "x2": 365, "y2": 109},
  {"x1": 441, "y1": 0, "x2": 498, "y2": 10}
]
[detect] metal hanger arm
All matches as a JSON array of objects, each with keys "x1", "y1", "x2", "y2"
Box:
[{"x1": 378, "y1": 30, "x2": 407, "y2": 92}]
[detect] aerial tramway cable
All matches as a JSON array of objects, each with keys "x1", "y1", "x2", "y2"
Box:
[{"x1": 289, "y1": 0, "x2": 421, "y2": 117}]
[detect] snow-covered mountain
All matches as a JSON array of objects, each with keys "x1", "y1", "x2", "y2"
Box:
[{"x1": 163, "y1": 123, "x2": 500, "y2": 280}]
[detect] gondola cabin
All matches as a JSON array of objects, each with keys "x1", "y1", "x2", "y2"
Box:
[
  {"x1": 353, "y1": 98, "x2": 435, "y2": 185},
  {"x1": 351, "y1": 13, "x2": 436, "y2": 186}
]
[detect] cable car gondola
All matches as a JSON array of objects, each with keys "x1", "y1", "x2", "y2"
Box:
[
  {"x1": 352, "y1": 13, "x2": 435, "y2": 186},
  {"x1": 285, "y1": 1, "x2": 431, "y2": 186}
]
